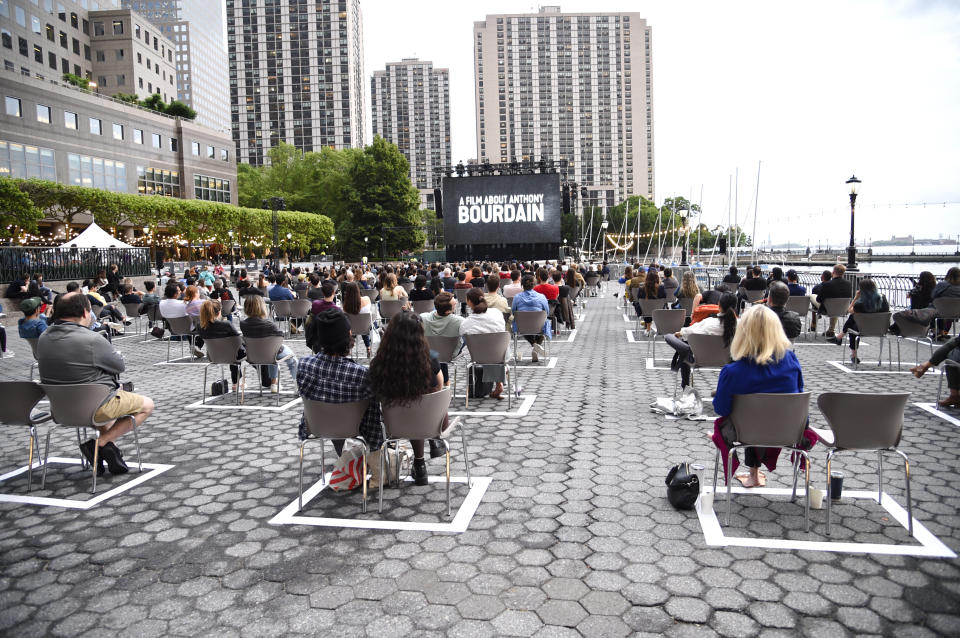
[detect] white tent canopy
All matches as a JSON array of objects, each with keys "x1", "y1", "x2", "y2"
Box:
[{"x1": 57, "y1": 223, "x2": 135, "y2": 249}]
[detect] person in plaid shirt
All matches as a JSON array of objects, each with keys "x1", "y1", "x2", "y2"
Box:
[{"x1": 297, "y1": 310, "x2": 383, "y2": 451}]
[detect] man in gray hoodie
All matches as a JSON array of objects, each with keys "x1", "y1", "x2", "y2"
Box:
[{"x1": 38, "y1": 292, "x2": 155, "y2": 476}]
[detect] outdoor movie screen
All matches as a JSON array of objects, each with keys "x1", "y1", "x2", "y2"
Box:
[{"x1": 442, "y1": 173, "x2": 562, "y2": 246}]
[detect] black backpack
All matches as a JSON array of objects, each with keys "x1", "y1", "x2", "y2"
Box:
[{"x1": 665, "y1": 462, "x2": 700, "y2": 510}]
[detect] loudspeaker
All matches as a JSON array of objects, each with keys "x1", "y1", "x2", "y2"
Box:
[
  {"x1": 434, "y1": 188, "x2": 443, "y2": 218},
  {"x1": 562, "y1": 186, "x2": 570, "y2": 214}
]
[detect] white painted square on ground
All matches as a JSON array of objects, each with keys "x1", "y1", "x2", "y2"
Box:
[
  {"x1": 826, "y1": 360, "x2": 938, "y2": 375},
  {"x1": 511, "y1": 357, "x2": 558, "y2": 370},
  {"x1": 449, "y1": 393, "x2": 536, "y2": 417},
  {"x1": 0, "y1": 457, "x2": 174, "y2": 509},
  {"x1": 645, "y1": 357, "x2": 672, "y2": 371},
  {"x1": 697, "y1": 486, "x2": 956, "y2": 557},
  {"x1": 914, "y1": 403, "x2": 960, "y2": 428},
  {"x1": 270, "y1": 474, "x2": 493, "y2": 533},
  {"x1": 184, "y1": 392, "x2": 302, "y2": 412},
  {"x1": 551, "y1": 329, "x2": 578, "y2": 343}
]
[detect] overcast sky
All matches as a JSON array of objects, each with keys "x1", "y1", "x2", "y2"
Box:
[{"x1": 361, "y1": 0, "x2": 960, "y2": 246}]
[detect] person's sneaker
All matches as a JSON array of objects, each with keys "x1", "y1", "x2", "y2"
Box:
[
  {"x1": 193, "y1": 346, "x2": 205, "y2": 358},
  {"x1": 270, "y1": 382, "x2": 280, "y2": 394},
  {"x1": 516, "y1": 351, "x2": 523, "y2": 362},
  {"x1": 531, "y1": 347, "x2": 539, "y2": 363},
  {"x1": 533, "y1": 343, "x2": 545, "y2": 361},
  {"x1": 411, "y1": 458, "x2": 429, "y2": 486},
  {"x1": 100, "y1": 442, "x2": 129, "y2": 475},
  {"x1": 123, "y1": 319, "x2": 133, "y2": 326},
  {"x1": 79, "y1": 439, "x2": 105, "y2": 476}
]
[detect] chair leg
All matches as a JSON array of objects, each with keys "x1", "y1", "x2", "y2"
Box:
[
  {"x1": 41, "y1": 428, "x2": 51, "y2": 489},
  {"x1": 26, "y1": 427, "x2": 35, "y2": 491},
  {"x1": 378, "y1": 442, "x2": 386, "y2": 513},
  {"x1": 825, "y1": 450, "x2": 836, "y2": 536},
  {"x1": 877, "y1": 451, "x2": 883, "y2": 506},
  {"x1": 507, "y1": 366, "x2": 513, "y2": 411},
  {"x1": 803, "y1": 453, "x2": 810, "y2": 533},
  {"x1": 361, "y1": 445, "x2": 368, "y2": 514},
  {"x1": 893, "y1": 448, "x2": 913, "y2": 537},
  {"x1": 460, "y1": 423, "x2": 472, "y2": 488},
  {"x1": 129, "y1": 415, "x2": 142, "y2": 472},
  {"x1": 725, "y1": 446, "x2": 737, "y2": 525},
  {"x1": 320, "y1": 442, "x2": 326, "y2": 486},
  {"x1": 298, "y1": 440, "x2": 307, "y2": 512},
  {"x1": 444, "y1": 440, "x2": 452, "y2": 517},
  {"x1": 712, "y1": 448, "x2": 721, "y2": 493},
  {"x1": 897, "y1": 338, "x2": 901, "y2": 372},
  {"x1": 90, "y1": 432, "x2": 100, "y2": 494},
  {"x1": 202, "y1": 365, "x2": 209, "y2": 404},
  {"x1": 790, "y1": 454, "x2": 801, "y2": 501}
]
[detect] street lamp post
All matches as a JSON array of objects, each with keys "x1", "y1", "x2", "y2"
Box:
[
  {"x1": 678, "y1": 208, "x2": 689, "y2": 266},
  {"x1": 845, "y1": 175, "x2": 861, "y2": 271},
  {"x1": 143, "y1": 226, "x2": 153, "y2": 277}
]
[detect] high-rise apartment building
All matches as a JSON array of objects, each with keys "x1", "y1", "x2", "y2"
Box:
[
  {"x1": 226, "y1": 0, "x2": 365, "y2": 166},
  {"x1": 371, "y1": 58, "x2": 450, "y2": 210},
  {"x1": 120, "y1": 1, "x2": 231, "y2": 134},
  {"x1": 473, "y1": 6, "x2": 654, "y2": 209}
]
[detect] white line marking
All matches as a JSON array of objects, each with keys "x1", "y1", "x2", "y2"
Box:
[
  {"x1": 826, "y1": 360, "x2": 939, "y2": 375},
  {"x1": 269, "y1": 475, "x2": 492, "y2": 532},
  {"x1": 154, "y1": 359, "x2": 209, "y2": 367},
  {"x1": 183, "y1": 394, "x2": 302, "y2": 411},
  {"x1": 697, "y1": 487, "x2": 955, "y2": 557},
  {"x1": 645, "y1": 358, "x2": 672, "y2": 371},
  {"x1": 512, "y1": 357, "x2": 558, "y2": 370},
  {"x1": 449, "y1": 394, "x2": 536, "y2": 417},
  {"x1": 0, "y1": 458, "x2": 174, "y2": 509},
  {"x1": 551, "y1": 329, "x2": 577, "y2": 344},
  {"x1": 914, "y1": 403, "x2": 960, "y2": 428}
]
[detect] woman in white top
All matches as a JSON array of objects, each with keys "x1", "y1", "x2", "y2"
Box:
[
  {"x1": 665, "y1": 292, "x2": 738, "y2": 389},
  {"x1": 459, "y1": 288, "x2": 507, "y2": 399},
  {"x1": 379, "y1": 272, "x2": 408, "y2": 307}
]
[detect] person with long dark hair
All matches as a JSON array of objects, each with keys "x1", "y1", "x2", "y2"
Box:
[
  {"x1": 197, "y1": 299, "x2": 245, "y2": 392},
  {"x1": 829, "y1": 278, "x2": 889, "y2": 364},
  {"x1": 369, "y1": 311, "x2": 451, "y2": 485},
  {"x1": 664, "y1": 292, "x2": 738, "y2": 389},
  {"x1": 341, "y1": 281, "x2": 373, "y2": 358},
  {"x1": 633, "y1": 268, "x2": 666, "y2": 335}
]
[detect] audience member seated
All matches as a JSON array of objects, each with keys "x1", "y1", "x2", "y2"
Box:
[
  {"x1": 5, "y1": 272, "x2": 30, "y2": 300},
  {"x1": 662, "y1": 268, "x2": 679, "y2": 297},
  {"x1": 665, "y1": 292, "x2": 737, "y2": 389},
  {"x1": 421, "y1": 292, "x2": 463, "y2": 340},
  {"x1": 460, "y1": 287, "x2": 508, "y2": 399},
  {"x1": 341, "y1": 281, "x2": 373, "y2": 358},
  {"x1": 829, "y1": 278, "x2": 889, "y2": 365},
  {"x1": 767, "y1": 266, "x2": 784, "y2": 286},
  {"x1": 238, "y1": 279, "x2": 264, "y2": 297},
  {"x1": 197, "y1": 299, "x2": 245, "y2": 392},
  {"x1": 767, "y1": 281, "x2": 802, "y2": 340},
  {"x1": 674, "y1": 271, "x2": 703, "y2": 323},
  {"x1": 468, "y1": 266, "x2": 485, "y2": 288},
  {"x1": 483, "y1": 274, "x2": 510, "y2": 314},
  {"x1": 815, "y1": 264, "x2": 853, "y2": 337},
  {"x1": 311, "y1": 280, "x2": 339, "y2": 316},
  {"x1": 18, "y1": 297, "x2": 48, "y2": 339},
  {"x1": 409, "y1": 275, "x2": 435, "y2": 301},
  {"x1": 511, "y1": 274, "x2": 551, "y2": 362},
  {"x1": 533, "y1": 267, "x2": 559, "y2": 301},
  {"x1": 633, "y1": 268, "x2": 666, "y2": 335},
  {"x1": 269, "y1": 277, "x2": 296, "y2": 301},
  {"x1": 183, "y1": 285, "x2": 204, "y2": 317},
  {"x1": 711, "y1": 304, "x2": 812, "y2": 488},
  {"x1": 37, "y1": 292, "x2": 155, "y2": 475},
  {"x1": 240, "y1": 295, "x2": 298, "y2": 391},
  {"x1": 502, "y1": 270, "x2": 523, "y2": 297},
  {"x1": 119, "y1": 284, "x2": 143, "y2": 308},
  {"x1": 369, "y1": 311, "x2": 454, "y2": 485},
  {"x1": 911, "y1": 334, "x2": 960, "y2": 407},
  {"x1": 932, "y1": 266, "x2": 960, "y2": 341},
  {"x1": 722, "y1": 266, "x2": 741, "y2": 285},
  {"x1": 379, "y1": 273, "x2": 408, "y2": 307},
  {"x1": 807, "y1": 269, "x2": 832, "y2": 332},
  {"x1": 786, "y1": 269, "x2": 806, "y2": 296}
]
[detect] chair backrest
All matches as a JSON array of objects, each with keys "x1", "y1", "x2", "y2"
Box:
[
  {"x1": 167, "y1": 315, "x2": 194, "y2": 336},
  {"x1": 243, "y1": 335, "x2": 284, "y2": 364},
  {"x1": 426, "y1": 335, "x2": 459, "y2": 363},
  {"x1": 463, "y1": 331, "x2": 510, "y2": 365},
  {"x1": 638, "y1": 298, "x2": 667, "y2": 316},
  {"x1": 379, "y1": 299, "x2": 404, "y2": 321},
  {"x1": 505, "y1": 294, "x2": 516, "y2": 308},
  {"x1": 400, "y1": 281, "x2": 414, "y2": 293},
  {"x1": 361, "y1": 288, "x2": 379, "y2": 302},
  {"x1": 454, "y1": 288, "x2": 469, "y2": 303},
  {"x1": 514, "y1": 310, "x2": 547, "y2": 335},
  {"x1": 345, "y1": 312, "x2": 372, "y2": 336},
  {"x1": 892, "y1": 314, "x2": 931, "y2": 338},
  {"x1": 822, "y1": 297, "x2": 852, "y2": 318},
  {"x1": 628, "y1": 286, "x2": 640, "y2": 301},
  {"x1": 817, "y1": 392, "x2": 910, "y2": 450},
  {"x1": 933, "y1": 297, "x2": 960, "y2": 320},
  {"x1": 686, "y1": 333, "x2": 730, "y2": 368},
  {"x1": 39, "y1": 383, "x2": 114, "y2": 427},
  {"x1": 381, "y1": 387, "x2": 451, "y2": 440},
  {"x1": 289, "y1": 298, "x2": 312, "y2": 318},
  {"x1": 784, "y1": 296, "x2": 811, "y2": 315},
  {"x1": 412, "y1": 299, "x2": 435, "y2": 315},
  {"x1": 676, "y1": 297, "x2": 695, "y2": 318},
  {"x1": 27, "y1": 337, "x2": 39, "y2": 360},
  {"x1": 90, "y1": 302, "x2": 104, "y2": 317},
  {"x1": 303, "y1": 398, "x2": 370, "y2": 439},
  {"x1": 720, "y1": 282, "x2": 738, "y2": 293},
  {"x1": 271, "y1": 299, "x2": 293, "y2": 318},
  {"x1": 147, "y1": 304, "x2": 162, "y2": 322},
  {"x1": 123, "y1": 302, "x2": 141, "y2": 318},
  {"x1": 585, "y1": 274, "x2": 600, "y2": 286},
  {"x1": 0, "y1": 381, "x2": 47, "y2": 426},
  {"x1": 745, "y1": 289, "x2": 765, "y2": 303},
  {"x1": 852, "y1": 312, "x2": 892, "y2": 338},
  {"x1": 730, "y1": 392, "x2": 812, "y2": 447},
  {"x1": 220, "y1": 299, "x2": 236, "y2": 316},
  {"x1": 205, "y1": 336, "x2": 244, "y2": 364},
  {"x1": 652, "y1": 308, "x2": 686, "y2": 334}
]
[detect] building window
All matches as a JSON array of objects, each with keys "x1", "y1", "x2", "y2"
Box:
[
  {"x1": 133, "y1": 128, "x2": 143, "y2": 144},
  {"x1": 116, "y1": 74, "x2": 125, "y2": 86},
  {"x1": 206, "y1": 145, "x2": 214, "y2": 159},
  {"x1": 95, "y1": 49, "x2": 104, "y2": 62},
  {"x1": 68, "y1": 152, "x2": 126, "y2": 192},
  {"x1": 112, "y1": 20, "x2": 123, "y2": 35},
  {"x1": 220, "y1": 149, "x2": 229, "y2": 162},
  {"x1": 89, "y1": 117, "x2": 101, "y2": 135},
  {"x1": 169, "y1": 138, "x2": 178, "y2": 152},
  {"x1": 36, "y1": 104, "x2": 50, "y2": 124},
  {"x1": 33, "y1": 44, "x2": 41, "y2": 63},
  {"x1": 151, "y1": 133, "x2": 161, "y2": 148},
  {"x1": 112, "y1": 123, "x2": 123, "y2": 140},
  {"x1": 137, "y1": 166, "x2": 180, "y2": 197},
  {"x1": 194, "y1": 174, "x2": 230, "y2": 203},
  {"x1": 0, "y1": 140, "x2": 56, "y2": 180},
  {"x1": 64, "y1": 110, "x2": 77, "y2": 129},
  {"x1": 5, "y1": 96, "x2": 21, "y2": 117},
  {"x1": 115, "y1": 48, "x2": 123, "y2": 60},
  {"x1": 191, "y1": 141, "x2": 199, "y2": 155},
  {"x1": 1, "y1": 30, "x2": 10, "y2": 49},
  {"x1": 93, "y1": 21, "x2": 103, "y2": 36}
]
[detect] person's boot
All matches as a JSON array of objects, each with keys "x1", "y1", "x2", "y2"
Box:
[
  {"x1": 938, "y1": 391, "x2": 960, "y2": 408},
  {"x1": 100, "y1": 442, "x2": 129, "y2": 475},
  {"x1": 79, "y1": 439, "x2": 105, "y2": 476},
  {"x1": 411, "y1": 458, "x2": 428, "y2": 486}
]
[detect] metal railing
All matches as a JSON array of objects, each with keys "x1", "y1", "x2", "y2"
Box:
[
  {"x1": 1, "y1": 247, "x2": 150, "y2": 282},
  {"x1": 691, "y1": 266, "x2": 919, "y2": 310}
]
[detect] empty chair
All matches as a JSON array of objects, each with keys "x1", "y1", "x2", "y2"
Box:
[
  {"x1": 513, "y1": 310, "x2": 549, "y2": 364},
  {"x1": 719, "y1": 282, "x2": 739, "y2": 294},
  {"x1": 712, "y1": 392, "x2": 813, "y2": 530},
  {"x1": 740, "y1": 288, "x2": 765, "y2": 304},
  {"x1": 848, "y1": 312, "x2": 893, "y2": 369},
  {"x1": 784, "y1": 296, "x2": 811, "y2": 339},
  {"x1": 454, "y1": 288, "x2": 470, "y2": 313},
  {"x1": 361, "y1": 288, "x2": 379, "y2": 303},
  {"x1": 0, "y1": 382, "x2": 52, "y2": 491},
  {"x1": 816, "y1": 392, "x2": 913, "y2": 536},
  {"x1": 243, "y1": 335, "x2": 295, "y2": 405},
  {"x1": 685, "y1": 333, "x2": 731, "y2": 392},
  {"x1": 220, "y1": 298, "x2": 236, "y2": 318},
  {"x1": 39, "y1": 383, "x2": 143, "y2": 494},
  {"x1": 144, "y1": 304, "x2": 163, "y2": 341},
  {"x1": 379, "y1": 300, "x2": 404, "y2": 324},
  {"x1": 165, "y1": 315, "x2": 197, "y2": 362},
  {"x1": 412, "y1": 299, "x2": 435, "y2": 315},
  {"x1": 463, "y1": 332, "x2": 513, "y2": 410},
  {"x1": 202, "y1": 336, "x2": 245, "y2": 405},
  {"x1": 379, "y1": 387, "x2": 470, "y2": 516},
  {"x1": 893, "y1": 314, "x2": 934, "y2": 371},
  {"x1": 585, "y1": 274, "x2": 600, "y2": 295},
  {"x1": 650, "y1": 309, "x2": 685, "y2": 362},
  {"x1": 123, "y1": 302, "x2": 143, "y2": 335},
  {"x1": 426, "y1": 334, "x2": 461, "y2": 398},
  {"x1": 933, "y1": 297, "x2": 960, "y2": 337},
  {"x1": 299, "y1": 398, "x2": 371, "y2": 512},
  {"x1": 287, "y1": 299, "x2": 312, "y2": 336},
  {"x1": 271, "y1": 300, "x2": 294, "y2": 335},
  {"x1": 345, "y1": 312, "x2": 373, "y2": 359}
]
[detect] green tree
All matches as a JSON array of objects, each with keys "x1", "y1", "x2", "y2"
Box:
[
  {"x1": 113, "y1": 93, "x2": 139, "y2": 104},
  {"x1": 0, "y1": 178, "x2": 42, "y2": 241},
  {"x1": 164, "y1": 100, "x2": 197, "y2": 120},
  {"x1": 62, "y1": 73, "x2": 89, "y2": 90},
  {"x1": 17, "y1": 179, "x2": 112, "y2": 240},
  {"x1": 140, "y1": 94, "x2": 167, "y2": 113}
]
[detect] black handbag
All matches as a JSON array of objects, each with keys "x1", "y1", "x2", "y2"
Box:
[
  {"x1": 665, "y1": 462, "x2": 700, "y2": 510},
  {"x1": 210, "y1": 380, "x2": 228, "y2": 396},
  {"x1": 467, "y1": 364, "x2": 494, "y2": 398}
]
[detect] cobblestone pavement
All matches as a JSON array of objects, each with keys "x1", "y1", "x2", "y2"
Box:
[{"x1": 1, "y1": 290, "x2": 959, "y2": 637}]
